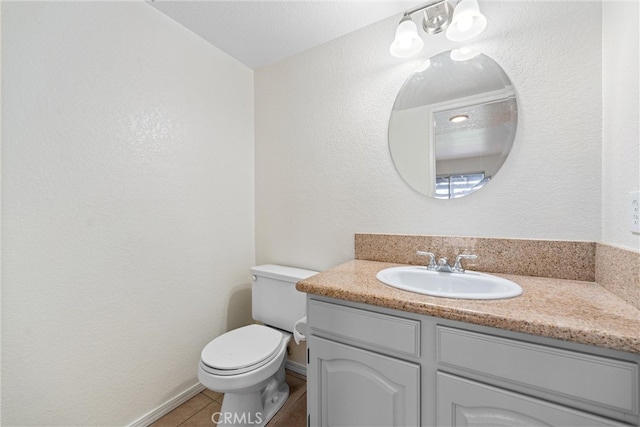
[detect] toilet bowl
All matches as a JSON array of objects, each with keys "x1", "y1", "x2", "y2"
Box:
[
  {"x1": 198, "y1": 325, "x2": 292, "y2": 427},
  {"x1": 198, "y1": 265, "x2": 317, "y2": 427}
]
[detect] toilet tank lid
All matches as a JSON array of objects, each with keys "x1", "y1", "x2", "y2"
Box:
[{"x1": 251, "y1": 264, "x2": 317, "y2": 282}]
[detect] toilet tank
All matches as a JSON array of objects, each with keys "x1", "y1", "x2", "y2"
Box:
[{"x1": 251, "y1": 264, "x2": 317, "y2": 332}]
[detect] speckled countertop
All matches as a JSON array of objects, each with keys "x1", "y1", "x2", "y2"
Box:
[{"x1": 296, "y1": 259, "x2": 640, "y2": 354}]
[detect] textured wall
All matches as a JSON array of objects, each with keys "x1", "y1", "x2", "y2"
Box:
[
  {"x1": 255, "y1": 1, "x2": 603, "y2": 271},
  {"x1": 2, "y1": 2, "x2": 254, "y2": 425},
  {"x1": 602, "y1": 1, "x2": 640, "y2": 252}
]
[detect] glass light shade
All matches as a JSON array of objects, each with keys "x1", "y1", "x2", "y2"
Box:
[
  {"x1": 446, "y1": 0, "x2": 487, "y2": 41},
  {"x1": 390, "y1": 18, "x2": 424, "y2": 58}
]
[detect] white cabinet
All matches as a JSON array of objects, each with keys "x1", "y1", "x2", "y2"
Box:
[
  {"x1": 306, "y1": 296, "x2": 640, "y2": 427},
  {"x1": 308, "y1": 336, "x2": 420, "y2": 427}
]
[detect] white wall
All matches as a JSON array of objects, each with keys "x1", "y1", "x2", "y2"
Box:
[
  {"x1": 2, "y1": 0, "x2": 636, "y2": 425},
  {"x1": 255, "y1": 1, "x2": 603, "y2": 271},
  {"x1": 2, "y1": 2, "x2": 254, "y2": 425},
  {"x1": 602, "y1": 1, "x2": 640, "y2": 252}
]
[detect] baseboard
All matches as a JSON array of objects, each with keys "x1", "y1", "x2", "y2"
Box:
[
  {"x1": 285, "y1": 360, "x2": 307, "y2": 377},
  {"x1": 128, "y1": 363, "x2": 304, "y2": 426},
  {"x1": 128, "y1": 382, "x2": 206, "y2": 427}
]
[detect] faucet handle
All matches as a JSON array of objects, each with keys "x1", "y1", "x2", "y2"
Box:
[
  {"x1": 416, "y1": 251, "x2": 437, "y2": 269},
  {"x1": 453, "y1": 254, "x2": 478, "y2": 272}
]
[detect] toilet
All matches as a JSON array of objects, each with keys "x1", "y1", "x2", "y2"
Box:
[{"x1": 198, "y1": 265, "x2": 317, "y2": 427}]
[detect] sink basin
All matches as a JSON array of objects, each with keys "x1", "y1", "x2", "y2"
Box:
[{"x1": 376, "y1": 266, "x2": 523, "y2": 300}]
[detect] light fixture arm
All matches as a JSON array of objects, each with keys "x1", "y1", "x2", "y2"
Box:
[{"x1": 403, "y1": 0, "x2": 450, "y2": 18}]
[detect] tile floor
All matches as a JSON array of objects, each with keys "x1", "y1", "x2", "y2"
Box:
[{"x1": 149, "y1": 370, "x2": 307, "y2": 427}]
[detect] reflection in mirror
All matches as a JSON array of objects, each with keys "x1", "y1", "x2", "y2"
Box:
[{"x1": 389, "y1": 49, "x2": 517, "y2": 199}]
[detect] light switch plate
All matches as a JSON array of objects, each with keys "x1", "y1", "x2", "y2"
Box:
[{"x1": 631, "y1": 191, "x2": 640, "y2": 234}]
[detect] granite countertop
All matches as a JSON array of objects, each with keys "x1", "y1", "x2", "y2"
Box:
[{"x1": 296, "y1": 259, "x2": 640, "y2": 354}]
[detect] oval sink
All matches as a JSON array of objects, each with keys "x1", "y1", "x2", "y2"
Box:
[{"x1": 376, "y1": 266, "x2": 522, "y2": 300}]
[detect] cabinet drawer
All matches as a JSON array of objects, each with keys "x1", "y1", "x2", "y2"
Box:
[
  {"x1": 437, "y1": 372, "x2": 630, "y2": 427},
  {"x1": 308, "y1": 299, "x2": 420, "y2": 358},
  {"x1": 437, "y1": 326, "x2": 638, "y2": 414}
]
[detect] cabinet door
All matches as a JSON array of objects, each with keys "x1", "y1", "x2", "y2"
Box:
[
  {"x1": 308, "y1": 335, "x2": 420, "y2": 427},
  {"x1": 437, "y1": 372, "x2": 630, "y2": 427}
]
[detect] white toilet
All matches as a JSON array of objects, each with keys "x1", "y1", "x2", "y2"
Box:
[{"x1": 198, "y1": 265, "x2": 317, "y2": 427}]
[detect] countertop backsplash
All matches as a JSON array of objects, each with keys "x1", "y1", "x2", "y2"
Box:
[
  {"x1": 596, "y1": 242, "x2": 640, "y2": 310},
  {"x1": 354, "y1": 233, "x2": 638, "y2": 309}
]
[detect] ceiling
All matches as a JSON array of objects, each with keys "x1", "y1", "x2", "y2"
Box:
[{"x1": 148, "y1": 0, "x2": 424, "y2": 69}]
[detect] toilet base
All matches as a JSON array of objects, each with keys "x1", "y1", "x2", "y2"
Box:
[{"x1": 214, "y1": 357, "x2": 290, "y2": 427}]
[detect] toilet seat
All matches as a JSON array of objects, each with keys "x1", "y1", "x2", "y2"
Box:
[{"x1": 200, "y1": 324, "x2": 284, "y2": 376}]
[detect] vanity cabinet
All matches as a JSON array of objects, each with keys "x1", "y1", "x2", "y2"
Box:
[
  {"x1": 308, "y1": 336, "x2": 420, "y2": 426},
  {"x1": 306, "y1": 296, "x2": 640, "y2": 427},
  {"x1": 307, "y1": 299, "x2": 421, "y2": 426}
]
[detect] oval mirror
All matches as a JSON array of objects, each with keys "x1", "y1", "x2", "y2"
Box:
[{"x1": 388, "y1": 49, "x2": 517, "y2": 199}]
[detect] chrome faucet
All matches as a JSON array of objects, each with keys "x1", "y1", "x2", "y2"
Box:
[
  {"x1": 416, "y1": 251, "x2": 437, "y2": 269},
  {"x1": 416, "y1": 251, "x2": 477, "y2": 273},
  {"x1": 452, "y1": 254, "x2": 478, "y2": 272}
]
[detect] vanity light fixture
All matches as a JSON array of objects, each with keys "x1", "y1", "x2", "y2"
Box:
[
  {"x1": 390, "y1": 0, "x2": 487, "y2": 58},
  {"x1": 389, "y1": 15, "x2": 424, "y2": 58},
  {"x1": 449, "y1": 114, "x2": 469, "y2": 123}
]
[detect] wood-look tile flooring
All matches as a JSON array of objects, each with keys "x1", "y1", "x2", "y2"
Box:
[{"x1": 149, "y1": 370, "x2": 306, "y2": 427}]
